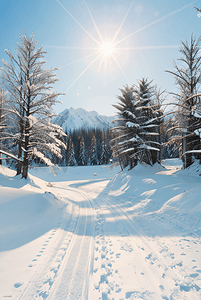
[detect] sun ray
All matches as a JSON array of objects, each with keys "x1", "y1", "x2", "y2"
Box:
[
  {"x1": 112, "y1": 54, "x2": 129, "y2": 83},
  {"x1": 115, "y1": 45, "x2": 179, "y2": 50},
  {"x1": 84, "y1": 0, "x2": 104, "y2": 44},
  {"x1": 58, "y1": 51, "x2": 100, "y2": 70},
  {"x1": 56, "y1": 0, "x2": 101, "y2": 46},
  {"x1": 64, "y1": 54, "x2": 102, "y2": 93},
  {"x1": 114, "y1": 0, "x2": 197, "y2": 46},
  {"x1": 111, "y1": 0, "x2": 134, "y2": 44},
  {"x1": 45, "y1": 45, "x2": 99, "y2": 50},
  {"x1": 97, "y1": 55, "x2": 105, "y2": 73}
]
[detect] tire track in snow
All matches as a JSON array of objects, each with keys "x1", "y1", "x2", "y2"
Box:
[
  {"x1": 18, "y1": 201, "x2": 79, "y2": 300},
  {"x1": 48, "y1": 189, "x2": 95, "y2": 300},
  {"x1": 18, "y1": 183, "x2": 95, "y2": 300}
]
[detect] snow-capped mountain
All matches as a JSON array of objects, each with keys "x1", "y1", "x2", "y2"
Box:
[{"x1": 53, "y1": 107, "x2": 115, "y2": 132}]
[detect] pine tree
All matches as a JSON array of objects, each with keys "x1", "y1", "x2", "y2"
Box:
[
  {"x1": 90, "y1": 133, "x2": 97, "y2": 165},
  {"x1": 110, "y1": 81, "x2": 161, "y2": 170},
  {"x1": 95, "y1": 129, "x2": 102, "y2": 165},
  {"x1": 68, "y1": 136, "x2": 76, "y2": 166},
  {"x1": 77, "y1": 135, "x2": 85, "y2": 166},
  {"x1": 133, "y1": 78, "x2": 161, "y2": 165},
  {"x1": 0, "y1": 33, "x2": 66, "y2": 178},
  {"x1": 100, "y1": 130, "x2": 111, "y2": 164}
]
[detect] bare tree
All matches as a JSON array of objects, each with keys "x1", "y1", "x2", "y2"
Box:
[
  {"x1": 0, "y1": 86, "x2": 7, "y2": 165},
  {"x1": 166, "y1": 35, "x2": 201, "y2": 168}
]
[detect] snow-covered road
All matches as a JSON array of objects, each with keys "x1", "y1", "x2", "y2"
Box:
[{"x1": 0, "y1": 161, "x2": 201, "y2": 299}]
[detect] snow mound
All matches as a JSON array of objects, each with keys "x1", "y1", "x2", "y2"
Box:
[
  {"x1": 108, "y1": 160, "x2": 201, "y2": 218},
  {"x1": 0, "y1": 166, "x2": 64, "y2": 251}
]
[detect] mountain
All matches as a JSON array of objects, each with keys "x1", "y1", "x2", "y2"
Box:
[{"x1": 53, "y1": 107, "x2": 115, "y2": 132}]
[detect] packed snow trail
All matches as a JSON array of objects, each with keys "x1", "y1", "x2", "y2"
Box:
[{"x1": 18, "y1": 183, "x2": 96, "y2": 300}]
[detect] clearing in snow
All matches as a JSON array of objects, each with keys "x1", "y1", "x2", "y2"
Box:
[{"x1": 0, "y1": 159, "x2": 201, "y2": 299}]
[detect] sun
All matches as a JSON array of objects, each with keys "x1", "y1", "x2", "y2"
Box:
[{"x1": 100, "y1": 42, "x2": 116, "y2": 57}]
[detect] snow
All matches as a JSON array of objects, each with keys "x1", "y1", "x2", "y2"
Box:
[
  {"x1": 194, "y1": 128, "x2": 201, "y2": 138},
  {"x1": 0, "y1": 159, "x2": 201, "y2": 299},
  {"x1": 126, "y1": 122, "x2": 140, "y2": 128},
  {"x1": 194, "y1": 111, "x2": 201, "y2": 119}
]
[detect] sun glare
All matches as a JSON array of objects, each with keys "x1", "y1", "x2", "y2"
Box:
[
  {"x1": 56, "y1": 0, "x2": 194, "y2": 92},
  {"x1": 100, "y1": 42, "x2": 116, "y2": 56}
]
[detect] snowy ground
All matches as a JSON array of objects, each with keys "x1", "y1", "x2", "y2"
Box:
[{"x1": 0, "y1": 159, "x2": 201, "y2": 300}]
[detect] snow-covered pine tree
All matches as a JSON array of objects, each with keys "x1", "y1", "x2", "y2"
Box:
[
  {"x1": 68, "y1": 136, "x2": 76, "y2": 166},
  {"x1": 95, "y1": 129, "x2": 102, "y2": 165},
  {"x1": 77, "y1": 135, "x2": 85, "y2": 166},
  {"x1": 100, "y1": 130, "x2": 111, "y2": 165},
  {"x1": 90, "y1": 133, "x2": 97, "y2": 165},
  {"x1": 162, "y1": 118, "x2": 180, "y2": 159},
  {"x1": 133, "y1": 78, "x2": 161, "y2": 165},
  {"x1": 110, "y1": 85, "x2": 137, "y2": 169},
  {"x1": 110, "y1": 81, "x2": 161, "y2": 170},
  {"x1": 1, "y1": 33, "x2": 66, "y2": 178},
  {"x1": 166, "y1": 35, "x2": 201, "y2": 168}
]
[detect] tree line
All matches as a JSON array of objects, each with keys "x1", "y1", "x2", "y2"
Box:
[{"x1": 54, "y1": 128, "x2": 112, "y2": 166}]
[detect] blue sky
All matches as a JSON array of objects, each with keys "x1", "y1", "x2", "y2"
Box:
[{"x1": 0, "y1": 0, "x2": 200, "y2": 115}]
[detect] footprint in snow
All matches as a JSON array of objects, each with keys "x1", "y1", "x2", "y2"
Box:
[
  {"x1": 120, "y1": 243, "x2": 133, "y2": 252},
  {"x1": 189, "y1": 273, "x2": 199, "y2": 278},
  {"x1": 180, "y1": 283, "x2": 200, "y2": 292},
  {"x1": 146, "y1": 253, "x2": 152, "y2": 260},
  {"x1": 14, "y1": 282, "x2": 23, "y2": 288},
  {"x1": 161, "y1": 295, "x2": 169, "y2": 300}
]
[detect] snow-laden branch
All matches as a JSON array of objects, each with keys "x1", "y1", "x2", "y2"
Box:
[{"x1": 0, "y1": 149, "x2": 24, "y2": 164}]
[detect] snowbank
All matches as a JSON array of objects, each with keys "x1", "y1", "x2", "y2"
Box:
[
  {"x1": 107, "y1": 159, "x2": 201, "y2": 220},
  {"x1": 0, "y1": 166, "x2": 64, "y2": 252}
]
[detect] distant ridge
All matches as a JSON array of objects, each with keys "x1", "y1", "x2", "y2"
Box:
[{"x1": 53, "y1": 107, "x2": 115, "y2": 132}]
